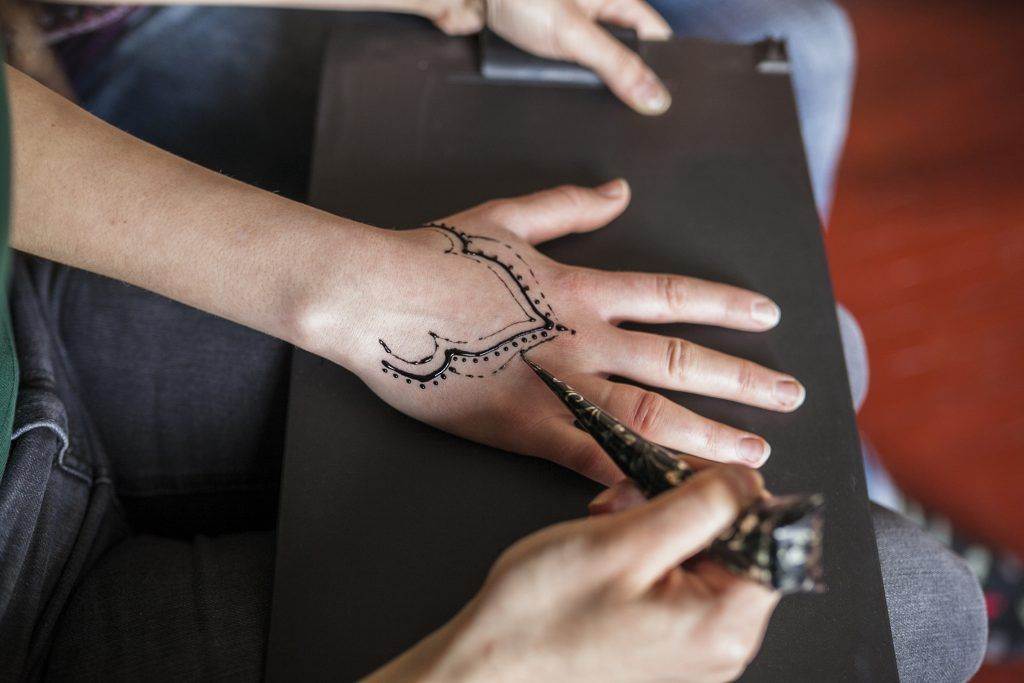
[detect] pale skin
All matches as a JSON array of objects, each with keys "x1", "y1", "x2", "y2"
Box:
[{"x1": 9, "y1": 20, "x2": 794, "y2": 675}]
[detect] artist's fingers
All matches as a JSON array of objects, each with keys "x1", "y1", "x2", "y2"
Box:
[
  {"x1": 595, "y1": 0, "x2": 672, "y2": 40},
  {"x1": 578, "y1": 377, "x2": 771, "y2": 466},
  {"x1": 465, "y1": 181, "x2": 631, "y2": 245},
  {"x1": 608, "y1": 466, "x2": 763, "y2": 586},
  {"x1": 521, "y1": 414, "x2": 624, "y2": 485},
  {"x1": 557, "y1": 15, "x2": 670, "y2": 115},
  {"x1": 589, "y1": 479, "x2": 647, "y2": 515},
  {"x1": 582, "y1": 269, "x2": 781, "y2": 331},
  {"x1": 601, "y1": 329, "x2": 806, "y2": 412}
]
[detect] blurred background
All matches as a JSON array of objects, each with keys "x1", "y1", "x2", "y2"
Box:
[{"x1": 827, "y1": 2, "x2": 1023, "y2": 679}]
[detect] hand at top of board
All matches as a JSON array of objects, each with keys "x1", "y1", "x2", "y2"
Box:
[{"x1": 422, "y1": 0, "x2": 674, "y2": 115}]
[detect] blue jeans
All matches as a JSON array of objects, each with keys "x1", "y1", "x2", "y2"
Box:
[
  {"x1": 651, "y1": 0, "x2": 855, "y2": 220},
  {"x1": 0, "y1": 3, "x2": 985, "y2": 680}
]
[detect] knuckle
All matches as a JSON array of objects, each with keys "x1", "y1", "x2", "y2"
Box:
[
  {"x1": 552, "y1": 184, "x2": 587, "y2": 210},
  {"x1": 654, "y1": 274, "x2": 687, "y2": 312},
  {"x1": 556, "y1": 267, "x2": 592, "y2": 301},
  {"x1": 735, "y1": 361, "x2": 760, "y2": 395},
  {"x1": 615, "y1": 49, "x2": 647, "y2": 90},
  {"x1": 665, "y1": 338, "x2": 694, "y2": 382},
  {"x1": 629, "y1": 390, "x2": 665, "y2": 435},
  {"x1": 701, "y1": 422, "x2": 722, "y2": 456},
  {"x1": 556, "y1": 16, "x2": 589, "y2": 55}
]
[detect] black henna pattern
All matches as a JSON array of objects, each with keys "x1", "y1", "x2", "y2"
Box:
[{"x1": 378, "y1": 223, "x2": 575, "y2": 389}]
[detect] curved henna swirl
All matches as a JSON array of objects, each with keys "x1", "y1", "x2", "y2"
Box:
[{"x1": 378, "y1": 223, "x2": 574, "y2": 389}]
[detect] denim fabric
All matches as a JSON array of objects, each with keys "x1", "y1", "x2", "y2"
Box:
[
  {"x1": 0, "y1": 258, "x2": 129, "y2": 679},
  {"x1": 46, "y1": 531, "x2": 275, "y2": 680},
  {"x1": 72, "y1": 6, "x2": 330, "y2": 203},
  {"x1": 55, "y1": 266, "x2": 289, "y2": 538},
  {"x1": 0, "y1": 2, "x2": 984, "y2": 680},
  {"x1": 651, "y1": 0, "x2": 856, "y2": 220},
  {"x1": 874, "y1": 506, "x2": 989, "y2": 681}
]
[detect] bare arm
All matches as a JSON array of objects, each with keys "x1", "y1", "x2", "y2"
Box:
[
  {"x1": 9, "y1": 65, "x2": 382, "y2": 359},
  {"x1": 10, "y1": 62, "x2": 801, "y2": 484}
]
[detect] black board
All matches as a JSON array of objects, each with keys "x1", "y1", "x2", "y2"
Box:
[{"x1": 267, "y1": 16, "x2": 898, "y2": 681}]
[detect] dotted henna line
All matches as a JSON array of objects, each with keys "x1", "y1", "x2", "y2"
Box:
[{"x1": 379, "y1": 223, "x2": 575, "y2": 388}]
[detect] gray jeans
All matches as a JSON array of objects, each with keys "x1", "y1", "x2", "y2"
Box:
[{"x1": 0, "y1": 2, "x2": 985, "y2": 680}]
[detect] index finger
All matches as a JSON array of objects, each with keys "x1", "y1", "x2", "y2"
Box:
[
  {"x1": 585, "y1": 269, "x2": 782, "y2": 331},
  {"x1": 609, "y1": 466, "x2": 764, "y2": 589},
  {"x1": 558, "y1": 17, "x2": 671, "y2": 115}
]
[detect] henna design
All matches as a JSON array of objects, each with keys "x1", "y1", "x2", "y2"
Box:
[{"x1": 378, "y1": 223, "x2": 575, "y2": 389}]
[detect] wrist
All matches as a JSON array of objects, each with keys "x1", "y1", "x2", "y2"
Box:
[{"x1": 284, "y1": 219, "x2": 400, "y2": 370}]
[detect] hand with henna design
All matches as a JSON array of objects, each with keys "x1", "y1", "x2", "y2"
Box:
[
  {"x1": 301, "y1": 179, "x2": 805, "y2": 484},
  {"x1": 9, "y1": 71, "x2": 801, "y2": 486}
]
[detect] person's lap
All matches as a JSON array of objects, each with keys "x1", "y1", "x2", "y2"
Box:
[
  {"x1": 54, "y1": 262, "x2": 288, "y2": 538},
  {"x1": 650, "y1": 0, "x2": 855, "y2": 219},
  {"x1": 0, "y1": 0, "x2": 983, "y2": 679}
]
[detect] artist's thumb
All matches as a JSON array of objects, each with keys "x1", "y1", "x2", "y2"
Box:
[{"x1": 466, "y1": 180, "x2": 630, "y2": 246}]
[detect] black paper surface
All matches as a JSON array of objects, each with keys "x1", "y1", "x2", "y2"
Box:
[{"x1": 267, "y1": 16, "x2": 898, "y2": 681}]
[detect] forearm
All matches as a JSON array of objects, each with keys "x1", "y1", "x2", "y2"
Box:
[{"x1": 8, "y1": 65, "x2": 384, "y2": 362}]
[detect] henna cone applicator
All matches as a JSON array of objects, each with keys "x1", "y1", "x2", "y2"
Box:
[{"x1": 521, "y1": 353, "x2": 825, "y2": 594}]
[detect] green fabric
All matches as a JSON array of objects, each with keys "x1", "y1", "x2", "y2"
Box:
[{"x1": 0, "y1": 64, "x2": 18, "y2": 476}]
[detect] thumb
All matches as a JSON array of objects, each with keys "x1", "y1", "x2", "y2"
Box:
[
  {"x1": 559, "y1": 17, "x2": 671, "y2": 115},
  {"x1": 455, "y1": 180, "x2": 631, "y2": 245}
]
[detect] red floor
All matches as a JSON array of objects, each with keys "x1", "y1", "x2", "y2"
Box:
[{"x1": 828, "y1": 1, "x2": 1024, "y2": 678}]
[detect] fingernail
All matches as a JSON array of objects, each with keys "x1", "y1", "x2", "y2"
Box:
[
  {"x1": 596, "y1": 178, "x2": 626, "y2": 199},
  {"x1": 589, "y1": 487, "x2": 618, "y2": 510},
  {"x1": 774, "y1": 378, "x2": 806, "y2": 408},
  {"x1": 738, "y1": 437, "x2": 770, "y2": 465},
  {"x1": 751, "y1": 299, "x2": 781, "y2": 327},
  {"x1": 636, "y1": 76, "x2": 671, "y2": 115}
]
